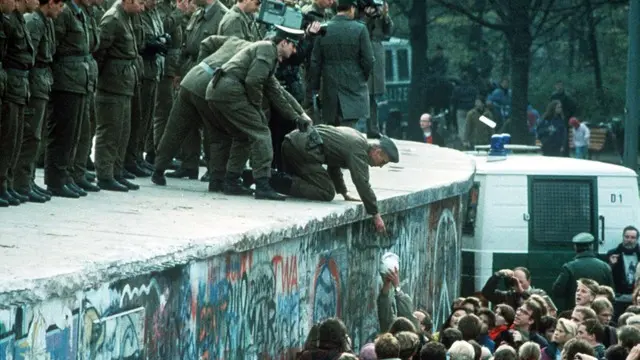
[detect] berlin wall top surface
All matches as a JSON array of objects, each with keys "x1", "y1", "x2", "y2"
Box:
[{"x1": 0, "y1": 141, "x2": 475, "y2": 305}]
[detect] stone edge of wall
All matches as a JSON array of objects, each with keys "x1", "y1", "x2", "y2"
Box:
[{"x1": 0, "y1": 155, "x2": 477, "y2": 306}]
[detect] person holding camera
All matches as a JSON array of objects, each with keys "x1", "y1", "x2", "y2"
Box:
[
  {"x1": 358, "y1": 0, "x2": 392, "y2": 138},
  {"x1": 481, "y1": 267, "x2": 533, "y2": 310},
  {"x1": 310, "y1": 0, "x2": 374, "y2": 128}
]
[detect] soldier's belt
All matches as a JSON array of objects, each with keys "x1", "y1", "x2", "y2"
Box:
[
  {"x1": 55, "y1": 54, "x2": 92, "y2": 63},
  {"x1": 5, "y1": 68, "x2": 29, "y2": 78}
]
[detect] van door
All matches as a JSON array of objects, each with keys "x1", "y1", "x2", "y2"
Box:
[{"x1": 527, "y1": 176, "x2": 599, "y2": 294}]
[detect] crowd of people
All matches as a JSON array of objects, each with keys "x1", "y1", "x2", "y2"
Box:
[{"x1": 293, "y1": 228, "x2": 640, "y2": 360}]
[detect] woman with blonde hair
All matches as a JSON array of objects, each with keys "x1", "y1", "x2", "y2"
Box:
[{"x1": 540, "y1": 318, "x2": 577, "y2": 360}]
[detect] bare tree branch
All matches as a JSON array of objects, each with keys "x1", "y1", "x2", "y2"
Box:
[{"x1": 432, "y1": 0, "x2": 511, "y2": 31}]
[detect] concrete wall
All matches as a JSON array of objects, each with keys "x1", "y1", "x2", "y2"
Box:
[{"x1": 0, "y1": 196, "x2": 462, "y2": 360}]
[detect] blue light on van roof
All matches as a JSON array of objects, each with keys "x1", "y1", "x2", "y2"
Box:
[{"x1": 488, "y1": 134, "x2": 511, "y2": 161}]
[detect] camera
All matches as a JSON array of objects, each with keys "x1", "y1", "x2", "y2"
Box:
[{"x1": 257, "y1": 0, "x2": 305, "y2": 30}]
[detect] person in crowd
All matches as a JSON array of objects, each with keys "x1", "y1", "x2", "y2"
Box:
[
  {"x1": 494, "y1": 345, "x2": 518, "y2": 360},
  {"x1": 561, "y1": 338, "x2": 596, "y2": 360},
  {"x1": 541, "y1": 318, "x2": 577, "y2": 360},
  {"x1": 374, "y1": 333, "x2": 401, "y2": 360},
  {"x1": 550, "y1": 80, "x2": 577, "y2": 157},
  {"x1": 378, "y1": 266, "x2": 420, "y2": 333},
  {"x1": 569, "y1": 117, "x2": 590, "y2": 159},
  {"x1": 576, "y1": 278, "x2": 600, "y2": 307},
  {"x1": 440, "y1": 328, "x2": 463, "y2": 349},
  {"x1": 477, "y1": 308, "x2": 497, "y2": 352},
  {"x1": 487, "y1": 77, "x2": 511, "y2": 128},
  {"x1": 540, "y1": 316, "x2": 558, "y2": 343},
  {"x1": 578, "y1": 318, "x2": 607, "y2": 358},
  {"x1": 461, "y1": 297, "x2": 482, "y2": 314},
  {"x1": 537, "y1": 100, "x2": 566, "y2": 157},
  {"x1": 420, "y1": 341, "x2": 447, "y2": 360},
  {"x1": 358, "y1": 342, "x2": 376, "y2": 360},
  {"x1": 617, "y1": 325, "x2": 640, "y2": 350},
  {"x1": 607, "y1": 226, "x2": 640, "y2": 313},
  {"x1": 482, "y1": 267, "x2": 532, "y2": 309},
  {"x1": 491, "y1": 304, "x2": 516, "y2": 341},
  {"x1": 572, "y1": 306, "x2": 599, "y2": 325},
  {"x1": 396, "y1": 331, "x2": 421, "y2": 360},
  {"x1": 419, "y1": 113, "x2": 445, "y2": 146},
  {"x1": 596, "y1": 286, "x2": 616, "y2": 305},
  {"x1": 463, "y1": 96, "x2": 494, "y2": 149},
  {"x1": 449, "y1": 340, "x2": 475, "y2": 360},
  {"x1": 553, "y1": 233, "x2": 614, "y2": 311},
  {"x1": 519, "y1": 341, "x2": 541, "y2": 360},
  {"x1": 451, "y1": 72, "x2": 479, "y2": 142},
  {"x1": 593, "y1": 298, "x2": 615, "y2": 326}
]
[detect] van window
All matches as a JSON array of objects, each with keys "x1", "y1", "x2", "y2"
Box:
[
  {"x1": 397, "y1": 49, "x2": 410, "y2": 81},
  {"x1": 463, "y1": 183, "x2": 480, "y2": 235},
  {"x1": 530, "y1": 177, "x2": 595, "y2": 244},
  {"x1": 385, "y1": 50, "x2": 394, "y2": 82}
]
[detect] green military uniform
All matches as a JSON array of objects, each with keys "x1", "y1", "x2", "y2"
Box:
[
  {"x1": 0, "y1": 11, "x2": 33, "y2": 205},
  {"x1": 70, "y1": 3, "x2": 101, "y2": 191},
  {"x1": 310, "y1": 13, "x2": 374, "y2": 126},
  {"x1": 279, "y1": 125, "x2": 398, "y2": 211},
  {"x1": 134, "y1": 7, "x2": 164, "y2": 166},
  {"x1": 46, "y1": 1, "x2": 92, "y2": 197},
  {"x1": 168, "y1": 0, "x2": 227, "y2": 176},
  {"x1": 154, "y1": 36, "x2": 250, "y2": 188},
  {"x1": 363, "y1": 11, "x2": 392, "y2": 136},
  {"x1": 94, "y1": 2, "x2": 140, "y2": 190},
  {"x1": 151, "y1": 0, "x2": 183, "y2": 156},
  {"x1": 217, "y1": 4, "x2": 260, "y2": 41},
  {"x1": 551, "y1": 233, "x2": 615, "y2": 311},
  {"x1": 14, "y1": 9, "x2": 55, "y2": 201},
  {"x1": 0, "y1": 11, "x2": 34, "y2": 202},
  {"x1": 123, "y1": 12, "x2": 148, "y2": 175},
  {"x1": 0, "y1": 16, "x2": 7, "y2": 206},
  {"x1": 206, "y1": 34, "x2": 307, "y2": 199},
  {"x1": 300, "y1": 1, "x2": 333, "y2": 111}
]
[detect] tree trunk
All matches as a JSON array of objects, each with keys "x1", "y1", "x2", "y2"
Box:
[
  {"x1": 585, "y1": 0, "x2": 606, "y2": 114},
  {"x1": 506, "y1": 26, "x2": 533, "y2": 144},
  {"x1": 406, "y1": 0, "x2": 429, "y2": 142}
]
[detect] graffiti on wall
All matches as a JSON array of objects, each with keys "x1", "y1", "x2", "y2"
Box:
[{"x1": 0, "y1": 196, "x2": 463, "y2": 359}]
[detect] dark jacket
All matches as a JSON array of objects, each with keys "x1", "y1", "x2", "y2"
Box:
[
  {"x1": 541, "y1": 342, "x2": 559, "y2": 360},
  {"x1": 481, "y1": 272, "x2": 529, "y2": 309},
  {"x1": 537, "y1": 116, "x2": 566, "y2": 155},
  {"x1": 606, "y1": 243, "x2": 640, "y2": 295},
  {"x1": 551, "y1": 251, "x2": 614, "y2": 311}
]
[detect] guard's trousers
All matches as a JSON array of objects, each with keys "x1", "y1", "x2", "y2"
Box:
[
  {"x1": 14, "y1": 98, "x2": 47, "y2": 191},
  {"x1": 94, "y1": 91, "x2": 132, "y2": 180}
]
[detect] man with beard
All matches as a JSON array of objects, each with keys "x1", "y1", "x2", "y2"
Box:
[{"x1": 607, "y1": 226, "x2": 640, "y2": 314}]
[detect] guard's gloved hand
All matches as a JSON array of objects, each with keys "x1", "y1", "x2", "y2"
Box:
[{"x1": 296, "y1": 115, "x2": 312, "y2": 132}]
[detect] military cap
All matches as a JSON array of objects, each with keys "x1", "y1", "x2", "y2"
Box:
[
  {"x1": 379, "y1": 136, "x2": 399, "y2": 163},
  {"x1": 274, "y1": 25, "x2": 305, "y2": 45},
  {"x1": 572, "y1": 232, "x2": 595, "y2": 244}
]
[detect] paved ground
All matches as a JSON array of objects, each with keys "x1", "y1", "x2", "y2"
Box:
[{"x1": 0, "y1": 141, "x2": 475, "y2": 303}]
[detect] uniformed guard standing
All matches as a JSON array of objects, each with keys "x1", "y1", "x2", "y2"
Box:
[
  {"x1": 0, "y1": 0, "x2": 12, "y2": 207},
  {"x1": 69, "y1": 0, "x2": 101, "y2": 192},
  {"x1": 360, "y1": 1, "x2": 392, "y2": 138},
  {"x1": 93, "y1": 0, "x2": 143, "y2": 192},
  {"x1": 147, "y1": 0, "x2": 184, "y2": 164},
  {"x1": 164, "y1": 0, "x2": 226, "y2": 180},
  {"x1": 14, "y1": 0, "x2": 64, "y2": 203},
  {"x1": 300, "y1": 0, "x2": 333, "y2": 112},
  {"x1": 0, "y1": 0, "x2": 35, "y2": 205},
  {"x1": 216, "y1": 0, "x2": 259, "y2": 41},
  {"x1": 133, "y1": 0, "x2": 165, "y2": 172},
  {"x1": 310, "y1": 0, "x2": 374, "y2": 127},
  {"x1": 45, "y1": 0, "x2": 92, "y2": 198},
  {"x1": 206, "y1": 26, "x2": 309, "y2": 201},
  {"x1": 551, "y1": 232, "x2": 615, "y2": 311},
  {"x1": 275, "y1": 125, "x2": 398, "y2": 233}
]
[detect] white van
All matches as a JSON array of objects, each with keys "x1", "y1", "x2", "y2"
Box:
[{"x1": 460, "y1": 149, "x2": 640, "y2": 297}]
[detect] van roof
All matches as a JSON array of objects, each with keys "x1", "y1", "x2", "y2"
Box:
[
  {"x1": 472, "y1": 154, "x2": 638, "y2": 177},
  {"x1": 383, "y1": 37, "x2": 409, "y2": 47}
]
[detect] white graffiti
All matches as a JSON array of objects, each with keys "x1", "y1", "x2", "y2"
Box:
[
  {"x1": 119, "y1": 279, "x2": 166, "y2": 309},
  {"x1": 430, "y1": 208, "x2": 460, "y2": 332}
]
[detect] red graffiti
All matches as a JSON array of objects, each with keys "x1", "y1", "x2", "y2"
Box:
[
  {"x1": 272, "y1": 255, "x2": 299, "y2": 293},
  {"x1": 226, "y1": 251, "x2": 253, "y2": 283}
]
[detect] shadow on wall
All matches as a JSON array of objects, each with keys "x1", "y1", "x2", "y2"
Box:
[{"x1": 0, "y1": 196, "x2": 463, "y2": 359}]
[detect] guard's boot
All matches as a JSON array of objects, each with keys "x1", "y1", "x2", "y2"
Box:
[
  {"x1": 76, "y1": 177, "x2": 101, "y2": 192},
  {"x1": 254, "y1": 177, "x2": 286, "y2": 201},
  {"x1": 86, "y1": 156, "x2": 95, "y2": 171},
  {"x1": 125, "y1": 164, "x2": 151, "y2": 177},
  {"x1": 0, "y1": 197, "x2": 8, "y2": 207},
  {"x1": 151, "y1": 169, "x2": 167, "y2": 186},
  {"x1": 16, "y1": 187, "x2": 47, "y2": 203},
  {"x1": 0, "y1": 190, "x2": 20, "y2": 205},
  {"x1": 269, "y1": 172, "x2": 293, "y2": 195},
  {"x1": 209, "y1": 179, "x2": 223, "y2": 192},
  {"x1": 32, "y1": 181, "x2": 52, "y2": 197},
  {"x1": 85, "y1": 171, "x2": 96, "y2": 182},
  {"x1": 67, "y1": 181, "x2": 88, "y2": 197},
  {"x1": 122, "y1": 169, "x2": 136, "y2": 179},
  {"x1": 241, "y1": 168, "x2": 254, "y2": 187},
  {"x1": 29, "y1": 185, "x2": 51, "y2": 201},
  {"x1": 97, "y1": 178, "x2": 128, "y2": 192},
  {"x1": 48, "y1": 184, "x2": 80, "y2": 198},
  {"x1": 223, "y1": 173, "x2": 254, "y2": 196},
  {"x1": 8, "y1": 189, "x2": 28, "y2": 203},
  {"x1": 166, "y1": 167, "x2": 198, "y2": 179},
  {"x1": 116, "y1": 177, "x2": 140, "y2": 191},
  {"x1": 200, "y1": 170, "x2": 210, "y2": 182}
]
